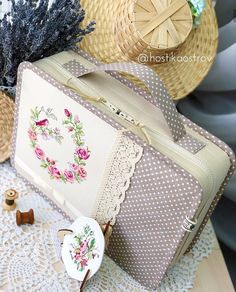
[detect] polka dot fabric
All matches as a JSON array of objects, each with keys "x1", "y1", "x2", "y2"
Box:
[
  {"x1": 107, "y1": 140, "x2": 202, "y2": 288},
  {"x1": 176, "y1": 133, "x2": 205, "y2": 154}
]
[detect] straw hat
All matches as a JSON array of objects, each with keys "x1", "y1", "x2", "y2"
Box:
[
  {"x1": 0, "y1": 91, "x2": 14, "y2": 163},
  {"x1": 80, "y1": 0, "x2": 218, "y2": 100}
]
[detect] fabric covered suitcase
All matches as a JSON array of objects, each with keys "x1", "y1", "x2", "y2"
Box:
[{"x1": 12, "y1": 48, "x2": 235, "y2": 288}]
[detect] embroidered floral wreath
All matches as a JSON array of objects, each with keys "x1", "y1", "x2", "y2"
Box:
[{"x1": 28, "y1": 106, "x2": 91, "y2": 184}]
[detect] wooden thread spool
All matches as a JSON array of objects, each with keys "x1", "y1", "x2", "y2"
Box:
[
  {"x1": 16, "y1": 209, "x2": 34, "y2": 226},
  {"x1": 2, "y1": 189, "x2": 19, "y2": 211}
]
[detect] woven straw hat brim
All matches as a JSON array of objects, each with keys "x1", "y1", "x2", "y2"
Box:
[
  {"x1": 80, "y1": 0, "x2": 218, "y2": 100},
  {"x1": 0, "y1": 91, "x2": 14, "y2": 163}
]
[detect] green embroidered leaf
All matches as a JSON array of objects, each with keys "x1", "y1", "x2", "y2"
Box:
[
  {"x1": 40, "y1": 163, "x2": 48, "y2": 168},
  {"x1": 84, "y1": 224, "x2": 90, "y2": 234},
  {"x1": 75, "y1": 125, "x2": 83, "y2": 130},
  {"x1": 61, "y1": 175, "x2": 67, "y2": 183},
  {"x1": 74, "y1": 235, "x2": 82, "y2": 245},
  {"x1": 89, "y1": 238, "x2": 95, "y2": 249},
  {"x1": 74, "y1": 156, "x2": 81, "y2": 165}
]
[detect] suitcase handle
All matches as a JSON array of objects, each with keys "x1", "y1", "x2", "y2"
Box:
[{"x1": 75, "y1": 62, "x2": 186, "y2": 142}]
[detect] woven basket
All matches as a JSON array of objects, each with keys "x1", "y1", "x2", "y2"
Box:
[
  {"x1": 80, "y1": 0, "x2": 218, "y2": 100},
  {"x1": 0, "y1": 91, "x2": 14, "y2": 163},
  {"x1": 115, "y1": 0, "x2": 193, "y2": 62}
]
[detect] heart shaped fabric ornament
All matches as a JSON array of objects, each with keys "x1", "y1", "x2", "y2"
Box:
[{"x1": 61, "y1": 217, "x2": 105, "y2": 281}]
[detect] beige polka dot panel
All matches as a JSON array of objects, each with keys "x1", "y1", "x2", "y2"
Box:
[{"x1": 107, "y1": 140, "x2": 202, "y2": 288}]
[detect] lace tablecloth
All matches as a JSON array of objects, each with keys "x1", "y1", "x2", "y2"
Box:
[{"x1": 0, "y1": 162, "x2": 216, "y2": 291}]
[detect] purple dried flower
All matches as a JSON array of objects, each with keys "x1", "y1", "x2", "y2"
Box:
[{"x1": 0, "y1": 0, "x2": 95, "y2": 90}]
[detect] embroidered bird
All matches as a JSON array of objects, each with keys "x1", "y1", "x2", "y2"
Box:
[{"x1": 35, "y1": 119, "x2": 49, "y2": 127}]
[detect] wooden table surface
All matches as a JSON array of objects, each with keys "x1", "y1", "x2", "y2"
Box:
[{"x1": 191, "y1": 238, "x2": 235, "y2": 292}]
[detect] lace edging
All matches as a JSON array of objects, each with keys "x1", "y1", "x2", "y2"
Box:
[{"x1": 93, "y1": 132, "x2": 143, "y2": 225}]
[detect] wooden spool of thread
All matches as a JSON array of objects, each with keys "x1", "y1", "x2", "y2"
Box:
[
  {"x1": 2, "y1": 189, "x2": 19, "y2": 211},
  {"x1": 16, "y1": 209, "x2": 34, "y2": 226}
]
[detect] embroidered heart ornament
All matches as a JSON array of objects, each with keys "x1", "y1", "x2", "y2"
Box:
[{"x1": 28, "y1": 106, "x2": 91, "y2": 184}]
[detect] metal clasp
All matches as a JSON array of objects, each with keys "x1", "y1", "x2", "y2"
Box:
[
  {"x1": 101, "y1": 99, "x2": 138, "y2": 125},
  {"x1": 182, "y1": 216, "x2": 197, "y2": 232}
]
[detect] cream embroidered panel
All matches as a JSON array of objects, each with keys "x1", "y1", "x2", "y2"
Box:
[{"x1": 14, "y1": 66, "x2": 143, "y2": 223}]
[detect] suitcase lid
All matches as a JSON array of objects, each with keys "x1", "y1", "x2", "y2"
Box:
[{"x1": 12, "y1": 50, "x2": 204, "y2": 220}]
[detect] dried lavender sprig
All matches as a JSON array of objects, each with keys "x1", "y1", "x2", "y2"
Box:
[{"x1": 0, "y1": 0, "x2": 95, "y2": 89}]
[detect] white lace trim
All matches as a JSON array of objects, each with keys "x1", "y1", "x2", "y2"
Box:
[{"x1": 93, "y1": 132, "x2": 143, "y2": 225}]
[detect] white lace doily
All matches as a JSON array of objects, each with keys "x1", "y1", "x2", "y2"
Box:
[{"x1": 0, "y1": 162, "x2": 216, "y2": 291}]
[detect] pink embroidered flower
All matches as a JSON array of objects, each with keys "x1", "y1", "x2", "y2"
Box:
[
  {"x1": 75, "y1": 147, "x2": 90, "y2": 160},
  {"x1": 64, "y1": 170, "x2": 74, "y2": 183},
  {"x1": 46, "y1": 157, "x2": 55, "y2": 165},
  {"x1": 80, "y1": 258, "x2": 88, "y2": 269},
  {"x1": 75, "y1": 240, "x2": 89, "y2": 258},
  {"x1": 34, "y1": 146, "x2": 45, "y2": 160},
  {"x1": 28, "y1": 129, "x2": 37, "y2": 141},
  {"x1": 74, "y1": 115, "x2": 80, "y2": 123},
  {"x1": 70, "y1": 163, "x2": 80, "y2": 173},
  {"x1": 78, "y1": 167, "x2": 87, "y2": 179},
  {"x1": 48, "y1": 166, "x2": 54, "y2": 175},
  {"x1": 64, "y1": 109, "x2": 71, "y2": 117},
  {"x1": 67, "y1": 126, "x2": 74, "y2": 132},
  {"x1": 35, "y1": 119, "x2": 49, "y2": 127},
  {"x1": 75, "y1": 253, "x2": 81, "y2": 260},
  {"x1": 48, "y1": 166, "x2": 61, "y2": 179}
]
